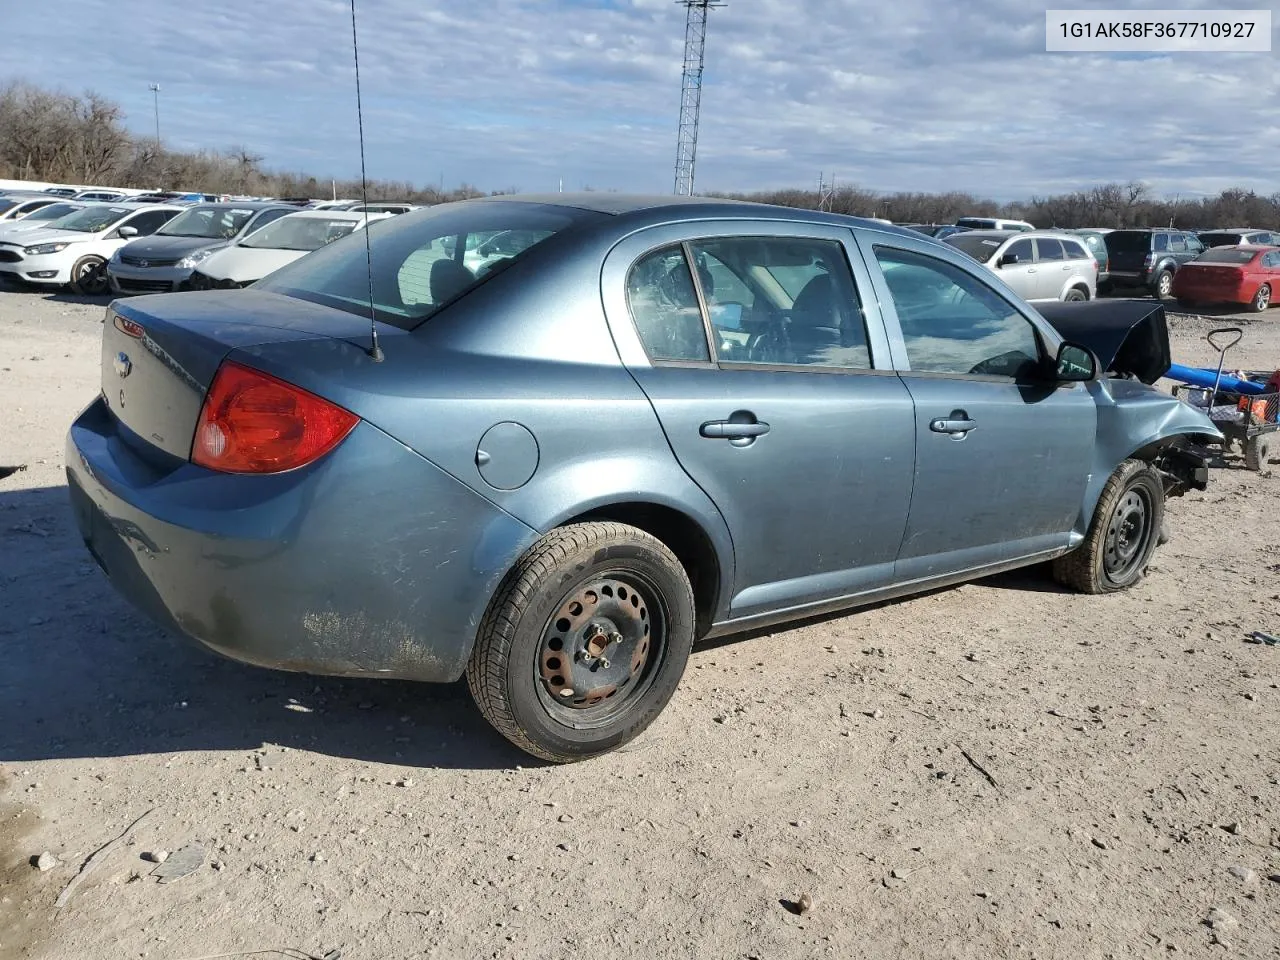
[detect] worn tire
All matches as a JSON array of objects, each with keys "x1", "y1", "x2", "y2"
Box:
[
  {"x1": 1063, "y1": 286, "x2": 1089, "y2": 302},
  {"x1": 466, "y1": 521, "x2": 695, "y2": 763},
  {"x1": 1153, "y1": 270, "x2": 1174, "y2": 300},
  {"x1": 1052, "y1": 459, "x2": 1165, "y2": 595},
  {"x1": 70, "y1": 255, "x2": 109, "y2": 296},
  {"x1": 1249, "y1": 283, "x2": 1271, "y2": 313},
  {"x1": 1244, "y1": 434, "x2": 1275, "y2": 471}
]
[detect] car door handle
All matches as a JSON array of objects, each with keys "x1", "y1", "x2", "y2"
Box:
[
  {"x1": 930, "y1": 416, "x2": 977, "y2": 435},
  {"x1": 700, "y1": 419, "x2": 770, "y2": 439}
]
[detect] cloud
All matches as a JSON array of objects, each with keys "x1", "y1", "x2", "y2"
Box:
[{"x1": 5, "y1": 0, "x2": 1279, "y2": 198}]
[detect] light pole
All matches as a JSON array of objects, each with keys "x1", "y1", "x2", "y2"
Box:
[{"x1": 148, "y1": 84, "x2": 161, "y2": 149}]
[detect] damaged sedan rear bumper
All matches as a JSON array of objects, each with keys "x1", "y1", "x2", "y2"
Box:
[{"x1": 66, "y1": 396, "x2": 539, "y2": 683}]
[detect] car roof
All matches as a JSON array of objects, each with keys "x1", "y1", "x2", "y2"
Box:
[
  {"x1": 182, "y1": 200, "x2": 295, "y2": 211},
  {"x1": 463, "y1": 192, "x2": 924, "y2": 238}
]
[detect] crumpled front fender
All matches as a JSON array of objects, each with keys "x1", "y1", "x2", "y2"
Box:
[{"x1": 1077, "y1": 378, "x2": 1221, "y2": 532}]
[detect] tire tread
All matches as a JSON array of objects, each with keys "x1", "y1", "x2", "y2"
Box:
[
  {"x1": 1052, "y1": 459, "x2": 1162, "y2": 595},
  {"x1": 466, "y1": 521, "x2": 690, "y2": 763}
]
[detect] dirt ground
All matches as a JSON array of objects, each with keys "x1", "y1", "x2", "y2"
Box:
[{"x1": 0, "y1": 283, "x2": 1277, "y2": 960}]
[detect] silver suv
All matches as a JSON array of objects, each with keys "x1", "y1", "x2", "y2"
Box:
[{"x1": 944, "y1": 230, "x2": 1098, "y2": 302}]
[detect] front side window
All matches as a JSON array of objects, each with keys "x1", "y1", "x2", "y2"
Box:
[
  {"x1": 1005, "y1": 238, "x2": 1035, "y2": 263},
  {"x1": 874, "y1": 246, "x2": 1043, "y2": 380}
]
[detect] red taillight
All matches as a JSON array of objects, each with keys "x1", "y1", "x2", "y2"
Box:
[{"x1": 192, "y1": 361, "x2": 359, "y2": 474}]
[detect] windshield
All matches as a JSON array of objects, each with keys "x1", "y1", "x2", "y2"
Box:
[
  {"x1": 48, "y1": 205, "x2": 133, "y2": 233},
  {"x1": 158, "y1": 205, "x2": 258, "y2": 239},
  {"x1": 944, "y1": 234, "x2": 1004, "y2": 262},
  {"x1": 1194, "y1": 248, "x2": 1259, "y2": 264},
  {"x1": 256, "y1": 202, "x2": 599, "y2": 331},
  {"x1": 240, "y1": 216, "x2": 361, "y2": 251},
  {"x1": 20, "y1": 203, "x2": 81, "y2": 223}
]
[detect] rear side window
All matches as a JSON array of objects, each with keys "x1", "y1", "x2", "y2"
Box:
[
  {"x1": 627, "y1": 246, "x2": 711, "y2": 362},
  {"x1": 1062, "y1": 240, "x2": 1090, "y2": 260},
  {"x1": 1153, "y1": 234, "x2": 1169, "y2": 252},
  {"x1": 1035, "y1": 238, "x2": 1064, "y2": 261},
  {"x1": 687, "y1": 237, "x2": 870, "y2": 370},
  {"x1": 1168, "y1": 234, "x2": 1186, "y2": 252},
  {"x1": 626, "y1": 237, "x2": 872, "y2": 370},
  {"x1": 874, "y1": 246, "x2": 1042, "y2": 380}
]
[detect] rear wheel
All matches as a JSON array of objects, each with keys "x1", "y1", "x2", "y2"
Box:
[
  {"x1": 1052, "y1": 459, "x2": 1165, "y2": 594},
  {"x1": 70, "y1": 255, "x2": 109, "y2": 296},
  {"x1": 466, "y1": 522, "x2": 696, "y2": 762},
  {"x1": 1249, "y1": 284, "x2": 1271, "y2": 312},
  {"x1": 1153, "y1": 270, "x2": 1174, "y2": 300},
  {"x1": 1245, "y1": 434, "x2": 1275, "y2": 471},
  {"x1": 1062, "y1": 286, "x2": 1088, "y2": 302}
]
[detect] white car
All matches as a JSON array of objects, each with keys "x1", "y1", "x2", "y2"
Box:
[
  {"x1": 0, "y1": 203, "x2": 182, "y2": 294},
  {"x1": 184, "y1": 210, "x2": 391, "y2": 289},
  {"x1": 0, "y1": 195, "x2": 65, "y2": 222}
]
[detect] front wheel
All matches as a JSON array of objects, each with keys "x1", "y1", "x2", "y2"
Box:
[
  {"x1": 1052, "y1": 459, "x2": 1165, "y2": 594},
  {"x1": 466, "y1": 522, "x2": 695, "y2": 762},
  {"x1": 70, "y1": 255, "x2": 109, "y2": 296},
  {"x1": 1249, "y1": 283, "x2": 1271, "y2": 312}
]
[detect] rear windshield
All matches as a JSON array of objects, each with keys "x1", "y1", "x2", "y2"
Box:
[
  {"x1": 1194, "y1": 248, "x2": 1258, "y2": 264},
  {"x1": 256, "y1": 202, "x2": 600, "y2": 331},
  {"x1": 1197, "y1": 233, "x2": 1243, "y2": 248},
  {"x1": 943, "y1": 234, "x2": 1004, "y2": 262},
  {"x1": 956, "y1": 218, "x2": 996, "y2": 229},
  {"x1": 1105, "y1": 231, "x2": 1151, "y2": 252}
]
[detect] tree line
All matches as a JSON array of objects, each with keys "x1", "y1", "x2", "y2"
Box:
[{"x1": 3, "y1": 79, "x2": 1278, "y2": 228}]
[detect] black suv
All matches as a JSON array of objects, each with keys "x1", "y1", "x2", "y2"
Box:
[{"x1": 1102, "y1": 229, "x2": 1204, "y2": 298}]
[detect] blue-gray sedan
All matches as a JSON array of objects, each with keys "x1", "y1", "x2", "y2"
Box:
[{"x1": 67, "y1": 194, "x2": 1219, "y2": 762}]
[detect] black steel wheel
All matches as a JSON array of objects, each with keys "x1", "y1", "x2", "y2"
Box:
[
  {"x1": 70, "y1": 255, "x2": 109, "y2": 296},
  {"x1": 1052, "y1": 459, "x2": 1165, "y2": 594},
  {"x1": 467, "y1": 522, "x2": 695, "y2": 762},
  {"x1": 1250, "y1": 283, "x2": 1271, "y2": 312}
]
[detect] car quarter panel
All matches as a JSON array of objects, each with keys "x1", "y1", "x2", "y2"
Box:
[{"x1": 67, "y1": 396, "x2": 539, "y2": 682}]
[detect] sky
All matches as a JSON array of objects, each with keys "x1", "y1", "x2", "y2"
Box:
[{"x1": 5, "y1": 0, "x2": 1279, "y2": 200}]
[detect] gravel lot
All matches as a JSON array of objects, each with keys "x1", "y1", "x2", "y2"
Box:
[{"x1": 1, "y1": 284, "x2": 1277, "y2": 960}]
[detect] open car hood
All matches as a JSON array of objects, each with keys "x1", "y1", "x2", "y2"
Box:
[{"x1": 1035, "y1": 299, "x2": 1171, "y2": 385}]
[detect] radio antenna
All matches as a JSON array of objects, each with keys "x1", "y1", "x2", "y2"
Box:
[{"x1": 349, "y1": 0, "x2": 383, "y2": 361}]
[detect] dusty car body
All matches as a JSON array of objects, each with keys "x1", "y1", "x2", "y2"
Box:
[{"x1": 66, "y1": 195, "x2": 1219, "y2": 762}]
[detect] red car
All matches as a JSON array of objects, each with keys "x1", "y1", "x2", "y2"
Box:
[{"x1": 1173, "y1": 244, "x2": 1280, "y2": 312}]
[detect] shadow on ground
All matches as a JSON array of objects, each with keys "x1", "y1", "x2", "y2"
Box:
[{"x1": 0, "y1": 482, "x2": 527, "y2": 771}]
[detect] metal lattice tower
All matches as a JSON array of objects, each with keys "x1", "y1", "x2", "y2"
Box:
[{"x1": 673, "y1": 1, "x2": 724, "y2": 196}]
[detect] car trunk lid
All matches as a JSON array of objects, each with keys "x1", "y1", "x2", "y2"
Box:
[{"x1": 100, "y1": 290, "x2": 379, "y2": 463}]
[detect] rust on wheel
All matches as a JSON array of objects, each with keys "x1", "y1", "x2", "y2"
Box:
[{"x1": 537, "y1": 577, "x2": 654, "y2": 710}]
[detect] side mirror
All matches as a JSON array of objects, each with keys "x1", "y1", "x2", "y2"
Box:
[
  {"x1": 117, "y1": 226, "x2": 138, "y2": 239},
  {"x1": 1054, "y1": 341, "x2": 1098, "y2": 382},
  {"x1": 997, "y1": 252, "x2": 1019, "y2": 267}
]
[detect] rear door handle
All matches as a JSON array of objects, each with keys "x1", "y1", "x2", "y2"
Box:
[{"x1": 701, "y1": 420, "x2": 770, "y2": 439}]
